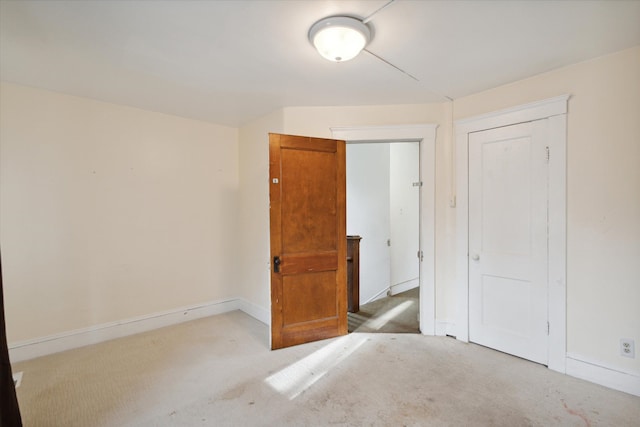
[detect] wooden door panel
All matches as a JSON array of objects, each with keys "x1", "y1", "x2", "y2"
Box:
[
  {"x1": 281, "y1": 149, "x2": 337, "y2": 253},
  {"x1": 281, "y1": 320, "x2": 342, "y2": 348},
  {"x1": 279, "y1": 253, "x2": 337, "y2": 275},
  {"x1": 282, "y1": 271, "x2": 337, "y2": 324},
  {"x1": 270, "y1": 133, "x2": 347, "y2": 350},
  {"x1": 279, "y1": 134, "x2": 338, "y2": 152}
]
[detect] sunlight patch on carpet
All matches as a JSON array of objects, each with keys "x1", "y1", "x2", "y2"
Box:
[
  {"x1": 265, "y1": 335, "x2": 367, "y2": 400},
  {"x1": 363, "y1": 300, "x2": 415, "y2": 330}
]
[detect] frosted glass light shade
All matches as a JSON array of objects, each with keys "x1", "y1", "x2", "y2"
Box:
[{"x1": 308, "y1": 16, "x2": 371, "y2": 62}]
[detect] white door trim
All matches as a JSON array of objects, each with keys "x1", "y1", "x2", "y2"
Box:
[
  {"x1": 331, "y1": 124, "x2": 438, "y2": 335},
  {"x1": 455, "y1": 95, "x2": 569, "y2": 373}
]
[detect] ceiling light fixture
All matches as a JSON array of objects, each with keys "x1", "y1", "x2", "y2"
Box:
[{"x1": 308, "y1": 16, "x2": 371, "y2": 62}]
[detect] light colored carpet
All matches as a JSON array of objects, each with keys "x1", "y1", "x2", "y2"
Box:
[
  {"x1": 348, "y1": 287, "x2": 420, "y2": 333},
  {"x1": 13, "y1": 311, "x2": 640, "y2": 426}
]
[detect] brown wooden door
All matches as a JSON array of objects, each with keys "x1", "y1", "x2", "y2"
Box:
[{"x1": 269, "y1": 133, "x2": 347, "y2": 349}]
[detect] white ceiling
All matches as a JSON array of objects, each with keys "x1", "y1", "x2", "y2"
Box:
[{"x1": 1, "y1": 0, "x2": 639, "y2": 126}]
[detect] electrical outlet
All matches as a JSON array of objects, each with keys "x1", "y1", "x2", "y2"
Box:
[{"x1": 620, "y1": 339, "x2": 635, "y2": 358}]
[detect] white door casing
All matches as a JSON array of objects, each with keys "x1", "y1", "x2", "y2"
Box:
[
  {"x1": 468, "y1": 121, "x2": 549, "y2": 365},
  {"x1": 331, "y1": 124, "x2": 437, "y2": 335},
  {"x1": 455, "y1": 95, "x2": 568, "y2": 373}
]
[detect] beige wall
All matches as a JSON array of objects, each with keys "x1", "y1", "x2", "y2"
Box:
[
  {"x1": 0, "y1": 82, "x2": 239, "y2": 342},
  {"x1": 237, "y1": 110, "x2": 283, "y2": 314},
  {"x1": 453, "y1": 46, "x2": 640, "y2": 375}
]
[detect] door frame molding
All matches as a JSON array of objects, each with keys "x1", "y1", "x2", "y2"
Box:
[
  {"x1": 331, "y1": 124, "x2": 438, "y2": 335},
  {"x1": 454, "y1": 95, "x2": 570, "y2": 372}
]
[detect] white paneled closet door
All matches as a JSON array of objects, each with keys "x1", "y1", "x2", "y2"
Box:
[{"x1": 468, "y1": 120, "x2": 549, "y2": 365}]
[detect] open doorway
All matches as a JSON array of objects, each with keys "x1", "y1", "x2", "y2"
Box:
[
  {"x1": 345, "y1": 141, "x2": 420, "y2": 333},
  {"x1": 332, "y1": 124, "x2": 437, "y2": 336}
]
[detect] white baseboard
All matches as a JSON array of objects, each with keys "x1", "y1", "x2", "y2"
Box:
[
  {"x1": 566, "y1": 353, "x2": 640, "y2": 397},
  {"x1": 435, "y1": 319, "x2": 457, "y2": 337},
  {"x1": 8, "y1": 298, "x2": 270, "y2": 363},
  {"x1": 363, "y1": 287, "x2": 390, "y2": 305},
  {"x1": 237, "y1": 298, "x2": 270, "y2": 325},
  {"x1": 389, "y1": 278, "x2": 419, "y2": 296}
]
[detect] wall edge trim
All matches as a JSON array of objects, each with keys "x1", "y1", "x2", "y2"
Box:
[
  {"x1": 389, "y1": 279, "x2": 419, "y2": 296},
  {"x1": 566, "y1": 353, "x2": 640, "y2": 397},
  {"x1": 454, "y1": 94, "x2": 570, "y2": 128}
]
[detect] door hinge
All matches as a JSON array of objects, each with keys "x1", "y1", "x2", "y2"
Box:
[
  {"x1": 545, "y1": 146, "x2": 550, "y2": 162},
  {"x1": 417, "y1": 250, "x2": 424, "y2": 261},
  {"x1": 547, "y1": 321, "x2": 550, "y2": 335},
  {"x1": 412, "y1": 182, "x2": 423, "y2": 187},
  {"x1": 387, "y1": 239, "x2": 391, "y2": 247}
]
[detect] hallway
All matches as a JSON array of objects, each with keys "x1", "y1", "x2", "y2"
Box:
[{"x1": 348, "y1": 287, "x2": 419, "y2": 333}]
